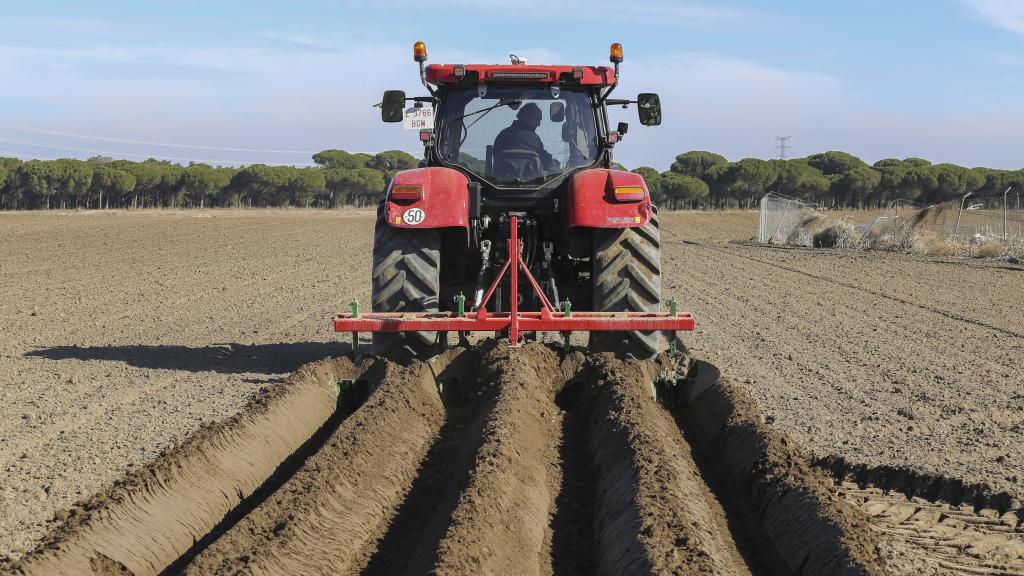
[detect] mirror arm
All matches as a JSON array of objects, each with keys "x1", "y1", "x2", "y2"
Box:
[{"x1": 605, "y1": 98, "x2": 635, "y2": 108}]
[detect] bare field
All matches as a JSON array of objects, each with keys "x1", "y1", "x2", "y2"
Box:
[{"x1": 1, "y1": 209, "x2": 1022, "y2": 572}]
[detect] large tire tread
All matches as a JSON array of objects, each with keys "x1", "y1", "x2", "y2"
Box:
[
  {"x1": 370, "y1": 209, "x2": 440, "y2": 358},
  {"x1": 590, "y1": 211, "x2": 662, "y2": 358}
]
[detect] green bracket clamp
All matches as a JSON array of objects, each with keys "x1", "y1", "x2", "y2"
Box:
[
  {"x1": 668, "y1": 297, "x2": 678, "y2": 358},
  {"x1": 562, "y1": 298, "x2": 572, "y2": 351}
]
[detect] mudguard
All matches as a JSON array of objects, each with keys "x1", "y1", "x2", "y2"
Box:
[
  {"x1": 566, "y1": 169, "x2": 653, "y2": 228},
  {"x1": 384, "y1": 167, "x2": 470, "y2": 230}
]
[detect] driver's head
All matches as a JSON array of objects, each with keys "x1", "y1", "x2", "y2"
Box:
[{"x1": 516, "y1": 103, "x2": 542, "y2": 129}]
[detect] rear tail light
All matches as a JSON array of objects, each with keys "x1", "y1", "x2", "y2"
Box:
[
  {"x1": 391, "y1": 185, "x2": 423, "y2": 200},
  {"x1": 613, "y1": 186, "x2": 645, "y2": 202}
]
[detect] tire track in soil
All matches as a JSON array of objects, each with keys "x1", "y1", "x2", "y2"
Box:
[
  {"x1": 817, "y1": 459, "x2": 1024, "y2": 575},
  {"x1": 841, "y1": 483, "x2": 1024, "y2": 575},
  {"x1": 7, "y1": 345, "x2": 906, "y2": 576}
]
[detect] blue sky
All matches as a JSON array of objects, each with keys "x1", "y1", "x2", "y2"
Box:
[{"x1": 1, "y1": 0, "x2": 1022, "y2": 169}]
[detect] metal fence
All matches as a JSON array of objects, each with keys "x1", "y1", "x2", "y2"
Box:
[
  {"x1": 759, "y1": 188, "x2": 1024, "y2": 246},
  {"x1": 999, "y1": 187, "x2": 1023, "y2": 241},
  {"x1": 859, "y1": 199, "x2": 926, "y2": 240},
  {"x1": 758, "y1": 193, "x2": 820, "y2": 244}
]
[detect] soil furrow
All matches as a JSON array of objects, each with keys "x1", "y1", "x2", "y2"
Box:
[
  {"x1": 8, "y1": 356, "x2": 374, "y2": 576},
  {"x1": 583, "y1": 354, "x2": 752, "y2": 575},
  {"x1": 357, "y1": 354, "x2": 498, "y2": 575},
  {"x1": 672, "y1": 359, "x2": 887, "y2": 575},
  {"x1": 428, "y1": 343, "x2": 565, "y2": 576},
  {"x1": 3, "y1": 346, "x2": 915, "y2": 576},
  {"x1": 181, "y1": 355, "x2": 453, "y2": 575},
  {"x1": 549, "y1": 378, "x2": 600, "y2": 575}
]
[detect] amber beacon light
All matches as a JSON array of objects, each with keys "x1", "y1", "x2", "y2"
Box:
[
  {"x1": 413, "y1": 41, "x2": 428, "y2": 62},
  {"x1": 609, "y1": 42, "x2": 623, "y2": 63}
]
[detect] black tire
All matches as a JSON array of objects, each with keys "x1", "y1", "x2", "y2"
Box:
[
  {"x1": 589, "y1": 211, "x2": 662, "y2": 358},
  {"x1": 371, "y1": 208, "x2": 441, "y2": 357}
]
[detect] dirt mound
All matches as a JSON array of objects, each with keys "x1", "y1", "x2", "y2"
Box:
[
  {"x1": 6, "y1": 345, "x2": 905, "y2": 576},
  {"x1": 584, "y1": 354, "x2": 752, "y2": 574},
  {"x1": 184, "y1": 353, "x2": 456, "y2": 575},
  {"x1": 427, "y1": 343, "x2": 565, "y2": 575},
  {"x1": 6, "y1": 355, "x2": 378, "y2": 576},
  {"x1": 673, "y1": 362, "x2": 885, "y2": 574}
]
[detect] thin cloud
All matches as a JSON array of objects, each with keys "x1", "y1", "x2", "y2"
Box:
[
  {"x1": 960, "y1": 0, "x2": 1024, "y2": 35},
  {"x1": 359, "y1": 0, "x2": 767, "y2": 27}
]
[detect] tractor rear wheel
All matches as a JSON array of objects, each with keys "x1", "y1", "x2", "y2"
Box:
[
  {"x1": 371, "y1": 207, "x2": 441, "y2": 358},
  {"x1": 589, "y1": 210, "x2": 662, "y2": 358}
]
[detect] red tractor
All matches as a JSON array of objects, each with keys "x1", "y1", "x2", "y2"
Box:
[{"x1": 345, "y1": 42, "x2": 681, "y2": 359}]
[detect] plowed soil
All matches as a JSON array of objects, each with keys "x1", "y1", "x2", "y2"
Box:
[
  {"x1": 2, "y1": 209, "x2": 1023, "y2": 575},
  {"x1": 6, "y1": 342, "x2": 899, "y2": 575}
]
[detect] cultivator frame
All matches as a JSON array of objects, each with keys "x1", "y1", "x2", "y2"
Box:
[{"x1": 335, "y1": 217, "x2": 694, "y2": 353}]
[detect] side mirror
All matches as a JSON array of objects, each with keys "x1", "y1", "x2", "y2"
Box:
[
  {"x1": 637, "y1": 93, "x2": 661, "y2": 126},
  {"x1": 617, "y1": 121, "x2": 629, "y2": 135},
  {"x1": 549, "y1": 102, "x2": 565, "y2": 122},
  {"x1": 381, "y1": 90, "x2": 406, "y2": 123}
]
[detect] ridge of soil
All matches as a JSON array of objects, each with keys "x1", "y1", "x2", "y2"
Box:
[
  {"x1": 428, "y1": 343, "x2": 565, "y2": 575},
  {"x1": 584, "y1": 353, "x2": 753, "y2": 575},
  {"x1": 6, "y1": 355, "x2": 375, "y2": 576},
  {"x1": 2, "y1": 344, "x2": 941, "y2": 576},
  {"x1": 674, "y1": 362, "x2": 887, "y2": 574},
  {"x1": 182, "y1": 355, "x2": 452, "y2": 575}
]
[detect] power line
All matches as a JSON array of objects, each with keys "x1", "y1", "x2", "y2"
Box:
[
  {"x1": 0, "y1": 122, "x2": 318, "y2": 155},
  {"x1": 0, "y1": 136, "x2": 315, "y2": 167},
  {"x1": 775, "y1": 136, "x2": 791, "y2": 160}
]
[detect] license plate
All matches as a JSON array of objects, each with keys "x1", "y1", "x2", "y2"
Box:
[{"x1": 403, "y1": 106, "x2": 434, "y2": 130}]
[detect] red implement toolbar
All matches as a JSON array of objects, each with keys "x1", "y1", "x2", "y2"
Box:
[{"x1": 334, "y1": 216, "x2": 694, "y2": 347}]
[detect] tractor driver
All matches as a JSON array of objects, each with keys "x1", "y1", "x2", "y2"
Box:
[{"x1": 493, "y1": 103, "x2": 558, "y2": 172}]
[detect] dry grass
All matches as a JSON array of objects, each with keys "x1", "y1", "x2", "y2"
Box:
[
  {"x1": 975, "y1": 240, "x2": 1004, "y2": 258},
  {"x1": 907, "y1": 230, "x2": 963, "y2": 257},
  {"x1": 812, "y1": 220, "x2": 865, "y2": 249},
  {"x1": 771, "y1": 207, "x2": 1024, "y2": 261},
  {"x1": 783, "y1": 211, "x2": 826, "y2": 246}
]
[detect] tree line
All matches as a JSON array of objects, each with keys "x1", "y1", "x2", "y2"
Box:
[
  {"x1": 0, "y1": 149, "x2": 418, "y2": 210},
  {"x1": 633, "y1": 151, "x2": 1024, "y2": 210},
  {"x1": 2, "y1": 149, "x2": 1021, "y2": 211}
]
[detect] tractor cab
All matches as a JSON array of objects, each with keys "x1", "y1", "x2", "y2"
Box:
[
  {"x1": 381, "y1": 43, "x2": 662, "y2": 193},
  {"x1": 357, "y1": 42, "x2": 679, "y2": 360}
]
